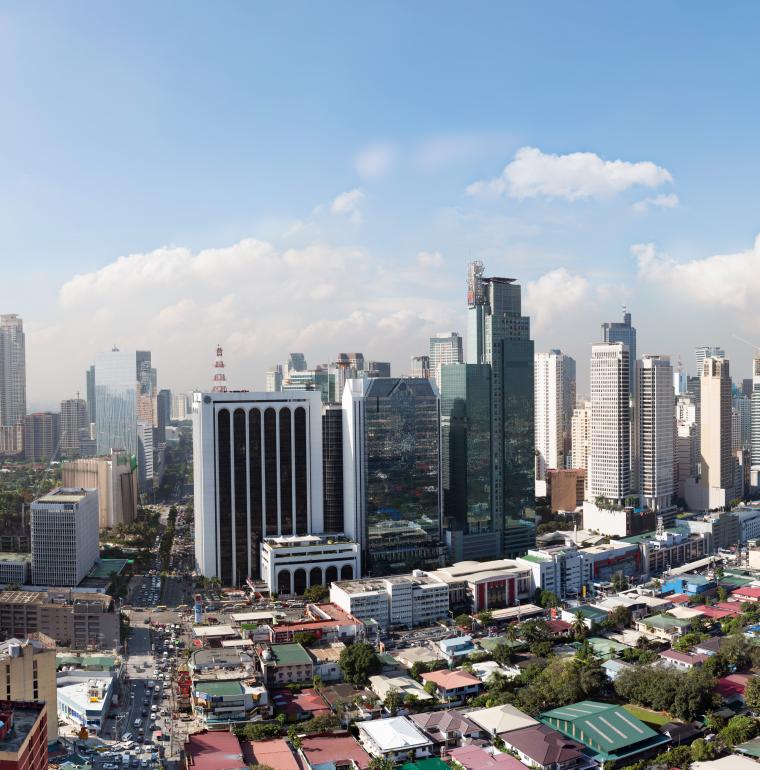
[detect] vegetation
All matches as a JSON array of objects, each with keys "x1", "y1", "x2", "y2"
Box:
[
  {"x1": 293, "y1": 631, "x2": 318, "y2": 647},
  {"x1": 454, "y1": 613, "x2": 472, "y2": 629},
  {"x1": 410, "y1": 659, "x2": 447, "y2": 681},
  {"x1": 717, "y1": 714, "x2": 759, "y2": 747},
  {"x1": 338, "y1": 642, "x2": 381, "y2": 685},
  {"x1": 234, "y1": 722, "x2": 282, "y2": 740},
  {"x1": 383, "y1": 688, "x2": 403, "y2": 715},
  {"x1": 538, "y1": 590, "x2": 560, "y2": 608},
  {"x1": 744, "y1": 674, "x2": 760, "y2": 710},
  {"x1": 303, "y1": 584, "x2": 329, "y2": 603},
  {"x1": 368, "y1": 758, "x2": 394, "y2": 770}
]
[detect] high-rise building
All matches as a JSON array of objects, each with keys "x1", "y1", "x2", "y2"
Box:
[
  {"x1": 588, "y1": 342, "x2": 630, "y2": 505},
  {"x1": 31, "y1": 488, "x2": 99, "y2": 587},
  {"x1": 634, "y1": 355, "x2": 675, "y2": 513},
  {"x1": 0, "y1": 638, "x2": 57, "y2": 741},
  {"x1": 751, "y1": 356, "x2": 760, "y2": 471},
  {"x1": 0, "y1": 700, "x2": 48, "y2": 770},
  {"x1": 193, "y1": 391, "x2": 325, "y2": 585},
  {"x1": 410, "y1": 355, "x2": 430, "y2": 379},
  {"x1": 60, "y1": 398, "x2": 88, "y2": 457},
  {"x1": 23, "y1": 413, "x2": 60, "y2": 462},
  {"x1": 439, "y1": 363, "x2": 495, "y2": 560},
  {"x1": 571, "y1": 401, "x2": 591, "y2": 495},
  {"x1": 136, "y1": 350, "x2": 152, "y2": 394},
  {"x1": 287, "y1": 353, "x2": 307, "y2": 373},
  {"x1": 0, "y1": 425, "x2": 23, "y2": 456},
  {"x1": 602, "y1": 310, "x2": 636, "y2": 397},
  {"x1": 676, "y1": 394, "x2": 698, "y2": 499},
  {"x1": 691, "y1": 356, "x2": 733, "y2": 509},
  {"x1": 365, "y1": 361, "x2": 391, "y2": 378},
  {"x1": 466, "y1": 261, "x2": 534, "y2": 557},
  {"x1": 429, "y1": 332, "x2": 463, "y2": 388},
  {"x1": 266, "y1": 365, "x2": 283, "y2": 393},
  {"x1": 61, "y1": 450, "x2": 137, "y2": 528},
  {"x1": 156, "y1": 389, "x2": 171, "y2": 445},
  {"x1": 343, "y1": 377, "x2": 444, "y2": 573},
  {"x1": 733, "y1": 389, "x2": 751, "y2": 452},
  {"x1": 0, "y1": 315, "x2": 26, "y2": 428},
  {"x1": 322, "y1": 404, "x2": 344, "y2": 532},
  {"x1": 171, "y1": 393, "x2": 190, "y2": 421},
  {"x1": 534, "y1": 350, "x2": 576, "y2": 493},
  {"x1": 86, "y1": 365, "x2": 96, "y2": 425},
  {"x1": 695, "y1": 345, "x2": 725, "y2": 375},
  {"x1": 94, "y1": 347, "x2": 138, "y2": 457},
  {"x1": 137, "y1": 422, "x2": 154, "y2": 488}
]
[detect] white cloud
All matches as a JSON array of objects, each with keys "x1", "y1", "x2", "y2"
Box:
[
  {"x1": 330, "y1": 188, "x2": 365, "y2": 224},
  {"x1": 417, "y1": 250, "x2": 443, "y2": 269},
  {"x1": 632, "y1": 193, "x2": 680, "y2": 212},
  {"x1": 524, "y1": 268, "x2": 589, "y2": 333},
  {"x1": 466, "y1": 146, "x2": 673, "y2": 201},
  {"x1": 354, "y1": 142, "x2": 396, "y2": 181},
  {"x1": 633, "y1": 233, "x2": 760, "y2": 308}
]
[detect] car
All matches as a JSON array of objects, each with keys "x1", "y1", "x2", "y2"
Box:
[
  {"x1": 104, "y1": 764, "x2": 120, "y2": 769},
  {"x1": 122, "y1": 733, "x2": 134, "y2": 742},
  {"x1": 142, "y1": 709, "x2": 148, "y2": 717}
]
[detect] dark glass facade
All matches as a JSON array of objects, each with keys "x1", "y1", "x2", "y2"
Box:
[
  {"x1": 440, "y1": 363, "x2": 492, "y2": 535},
  {"x1": 217, "y1": 408, "x2": 232, "y2": 585},
  {"x1": 322, "y1": 405, "x2": 344, "y2": 532},
  {"x1": 363, "y1": 378, "x2": 442, "y2": 573}
]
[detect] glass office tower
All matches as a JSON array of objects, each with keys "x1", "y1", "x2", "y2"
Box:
[{"x1": 95, "y1": 347, "x2": 138, "y2": 456}]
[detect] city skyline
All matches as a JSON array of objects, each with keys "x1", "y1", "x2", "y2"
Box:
[{"x1": 1, "y1": 4, "x2": 759, "y2": 408}]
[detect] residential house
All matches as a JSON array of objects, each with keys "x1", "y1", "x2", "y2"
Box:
[
  {"x1": 449, "y1": 746, "x2": 525, "y2": 770},
  {"x1": 319, "y1": 684, "x2": 381, "y2": 724},
  {"x1": 271, "y1": 689, "x2": 330, "y2": 722},
  {"x1": 635, "y1": 614, "x2": 692, "y2": 643},
  {"x1": 357, "y1": 716, "x2": 433, "y2": 762},
  {"x1": 368, "y1": 675, "x2": 432, "y2": 706},
  {"x1": 419, "y1": 670, "x2": 481, "y2": 706},
  {"x1": 299, "y1": 733, "x2": 371, "y2": 770},
  {"x1": 184, "y1": 731, "x2": 247, "y2": 770},
  {"x1": 241, "y1": 739, "x2": 301, "y2": 770},
  {"x1": 409, "y1": 710, "x2": 481, "y2": 753},
  {"x1": 659, "y1": 649, "x2": 709, "y2": 670},
  {"x1": 436, "y1": 636, "x2": 476, "y2": 665},
  {"x1": 467, "y1": 704, "x2": 538, "y2": 737},
  {"x1": 501, "y1": 723, "x2": 595, "y2": 770}
]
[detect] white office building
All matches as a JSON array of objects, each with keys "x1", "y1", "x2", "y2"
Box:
[
  {"x1": 534, "y1": 350, "x2": 576, "y2": 493},
  {"x1": 751, "y1": 357, "x2": 760, "y2": 488},
  {"x1": 429, "y1": 332, "x2": 463, "y2": 388},
  {"x1": 635, "y1": 355, "x2": 675, "y2": 512},
  {"x1": 571, "y1": 400, "x2": 591, "y2": 494},
  {"x1": 588, "y1": 342, "x2": 630, "y2": 504},
  {"x1": 193, "y1": 390, "x2": 324, "y2": 586},
  {"x1": 31, "y1": 488, "x2": 99, "y2": 587},
  {"x1": 171, "y1": 393, "x2": 190, "y2": 421},
  {"x1": 265, "y1": 364, "x2": 283, "y2": 393}
]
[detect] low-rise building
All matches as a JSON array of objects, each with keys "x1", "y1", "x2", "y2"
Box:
[
  {"x1": 57, "y1": 676, "x2": 113, "y2": 736},
  {"x1": 299, "y1": 732, "x2": 371, "y2": 770},
  {"x1": 467, "y1": 704, "x2": 538, "y2": 737},
  {"x1": 0, "y1": 555, "x2": 30, "y2": 586},
  {"x1": 307, "y1": 643, "x2": 345, "y2": 683},
  {"x1": 257, "y1": 644, "x2": 314, "y2": 686},
  {"x1": 265, "y1": 604, "x2": 364, "y2": 645},
  {"x1": 357, "y1": 716, "x2": 433, "y2": 762},
  {"x1": 185, "y1": 731, "x2": 247, "y2": 770},
  {"x1": 319, "y1": 684, "x2": 382, "y2": 724},
  {"x1": 368, "y1": 675, "x2": 432, "y2": 705},
  {"x1": 635, "y1": 613, "x2": 692, "y2": 642},
  {"x1": 192, "y1": 679, "x2": 269, "y2": 726},
  {"x1": 435, "y1": 636, "x2": 476, "y2": 665},
  {"x1": 0, "y1": 590, "x2": 119, "y2": 651},
  {"x1": 408, "y1": 711, "x2": 480, "y2": 754},
  {"x1": 449, "y1": 746, "x2": 525, "y2": 770},
  {"x1": 500, "y1": 723, "x2": 593, "y2": 770},
  {"x1": 661, "y1": 574, "x2": 716, "y2": 597},
  {"x1": 419, "y1": 670, "x2": 480, "y2": 705},
  {"x1": 241, "y1": 738, "x2": 300, "y2": 770},
  {"x1": 659, "y1": 649, "x2": 709, "y2": 670},
  {"x1": 271, "y1": 688, "x2": 329, "y2": 722},
  {"x1": 0, "y1": 700, "x2": 48, "y2": 770},
  {"x1": 330, "y1": 574, "x2": 449, "y2": 630}
]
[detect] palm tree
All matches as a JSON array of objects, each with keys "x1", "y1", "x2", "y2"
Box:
[
  {"x1": 506, "y1": 624, "x2": 519, "y2": 643},
  {"x1": 572, "y1": 611, "x2": 587, "y2": 642}
]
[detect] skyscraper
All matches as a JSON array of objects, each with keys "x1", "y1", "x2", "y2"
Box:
[
  {"x1": 571, "y1": 400, "x2": 591, "y2": 494},
  {"x1": 634, "y1": 355, "x2": 675, "y2": 514},
  {"x1": 466, "y1": 261, "x2": 535, "y2": 557},
  {"x1": 410, "y1": 355, "x2": 430, "y2": 379},
  {"x1": 602, "y1": 309, "x2": 636, "y2": 397},
  {"x1": 675, "y1": 394, "x2": 698, "y2": 499},
  {"x1": 439, "y1": 363, "x2": 494, "y2": 560},
  {"x1": 288, "y1": 353, "x2": 307, "y2": 373},
  {"x1": 534, "y1": 350, "x2": 576, "y2": 493},
  {"x1": 342, "y1": 377, "x2": 444, "y2": 573},
  {"x1": 193, "y1": 390, "x2": 325, "y2": 585},
  {"x1": 695, "y1": 345, "x2": 725, "y2": 375},
  {"x1": 24, "y1": 413, "x2": 60, "y2": 462},
  {"x1": 156, "y1": 388, "x2": 171, "y2": 445},
  {"x1": 94, "y1": 347, "x2": 138, "y2": 457},
  {"x1": 86, "y1": 365, "x2": 96, "y2": 424},
  {"x1": 0, "y1": 315, "x2": 26, "y2": 428},
  {"x1": 429, "y1": 332, "x2": 463, "y2": 388},
  {"x1": 752, "y1": 356, "x2": 760, "y2": 475},
  {"x1": 60, "y1": 398, "x2": 88, "y2": 457},
  {"x1": 266, "y1": 364, "x2": 283, "y2": 392},
  {"x1": 322, "y1": 404, "x2": 344, "y2": 532},
  {"x1": 588, "y1": 342, "x2": 630, "y2": 505}
]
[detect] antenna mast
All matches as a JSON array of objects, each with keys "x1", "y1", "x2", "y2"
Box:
[{"x1": 212, "y1": 344, "x2": 228, "y2": 392}]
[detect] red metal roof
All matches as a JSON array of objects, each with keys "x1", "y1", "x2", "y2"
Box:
[
  {"x1": 185, "y1": 731, "x2": 246, "y2": 770},
  {"x1": 732, "y1": 587, "x2": 760, "y2": 600},
  {"x1": 300, "y1": 733, "x2": 371, "y2": 770},
  {"x1": 669, "y1": 594, "x2": 690, "y2": 604},
  {"x1": 660, "y1": 649, "x2": 709, "y2": 665},
  {"x1": 241, "y1": 739, "x2": 302, "y2": 770},
  {"x1": 421, "y1": 669, "x2": 481, "y2": 690},
  {"x1": 271, "y1": 688, "x2": 330, "y2": 719},
  {"x1": 690, "y1": 605, "x2": 735, "y2": 620}
]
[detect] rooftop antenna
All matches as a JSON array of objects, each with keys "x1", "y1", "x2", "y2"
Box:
[{"x1": 212, "y1": 344, "x2": 228, "y2": 392}]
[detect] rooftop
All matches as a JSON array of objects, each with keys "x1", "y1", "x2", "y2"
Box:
[
  {"x1": 420, "y1": 669, "x2": 480, "y2": 689},
  {"x1": 193, "y1": 624, "x2": 238, "y2": 638},
  {"x1": 271, "y1": 688, "x2": 329, "y2": 719},
  {"x1": 468, "y1": 704, "x2": 538, "y2": 736},
  {"x1": 448, "y1": 746, "x2": 525, "y2": 770},
  {"x1": 503, "y1": 723, "x2": 586, "y2": 767},
  {"x1": 409, "y1": 710, "x2": 480, "y2": 738},
  {"x1": 0, "y1": 553, "x2": 30, "y2": 563},
  {"x1": 241, "y1": 739, "x2": 300, "y2": 770},
  {"x1": 267, "y1": 643, "x2": 312, "y2": 666},
  {"x1": 368, "y1": 674, "x2": 433, "y2": 701},
  {"x1": 400, "y1": 759, "x2": 451, "y2": 770},
  {"x1": 0, "y1": 701, "x2": 46, "y2": 755},
  {"x1": 35, "y1": 487, "x2": 92, "y2": 504},
  {"x1": 300, "y1": 733, "x2": 371, "y2": 770},
  {"x1": 185, "y1": 731, "x2": 247, "y2": 770},
  {"x1": 639, "y1": 613, "x2": 691, "y2": 630},
  {"x1": 194, "y1": 680, "x2": 244, "y2": 697},
  {"x1": 358, "y1": 716, "x2": 432, "y2": 752}
]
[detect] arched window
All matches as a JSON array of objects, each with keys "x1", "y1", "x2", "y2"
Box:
[
  {"x1": 341, "y1": 565, "x2": 353, "y2": 580},
  {"x1": 293, "y1": 568, "x2": 307, "y2": 595}
]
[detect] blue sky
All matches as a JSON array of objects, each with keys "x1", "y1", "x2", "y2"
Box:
[{"x1": 2, "y1": 2, "x2": 760, "y2": 406}]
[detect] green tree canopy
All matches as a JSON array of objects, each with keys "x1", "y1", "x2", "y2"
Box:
[{"x1": 338, "y1": 642, "x2": 381, "y2": 686}]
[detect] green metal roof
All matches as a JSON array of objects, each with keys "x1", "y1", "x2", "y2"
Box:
[
  {"x1": 87, "y1": 559, "x2": 128, "y2": 578},
  {"x1": 57, "y1": 654, "x2": 117, "y2": 669},
  {"x1": 519, "y1": 553, "x2": 550, "y2": 563},
  {"x1": 573, "y1": 605, "x2": 608, "y2": 620},
  {"x1": 375, "y1": 652, "x2": 398, "y2": 666},
  {"x1": 720, "y1": 574, "x2": 755, "y2": 587},
  {"x1": 540, "y1": 700, "x2": 669, "y2": 762},
  {"x1": 270, "y1": 643, "x2": 312, "y2": 665},
  {"x1": 476, "y1": 636, "x2": 525, "y2": 652},
  {"x1": 400, "y1": 759, "x2": 449, "y2": 770},
  {"x1": 575, "y1": 637, "x2": 629, "y2": 659},
  {"x1": 736, "y1": 737, "x2": 760, "y2": 758},
  {"x1": 640, "y1": 613, "x2": 691, "y2": 630}
]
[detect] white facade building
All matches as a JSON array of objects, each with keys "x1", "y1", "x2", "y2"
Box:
[
  {"x1": 534, "y1": 350, "x2": 576, "y2": 493},
  {"x1": 571, "y1": 400, "x2": 591, "y2": 494},
  {"x1": 265, "y1": 365, "x2": 283, "y2": 393},
  {"x1": 429, "y1": 332, "x2": 463, "y2": 388},
  {"x1": 635, "y1": 355, "x2": 675, "y2": 512},
  {"x1": 31, "y1": 488, "x2": 99, "y2": 587},
  {"x1": 588, "y1": 342, "x2": 630, "y2": 504},
  {"x1": 751, "y1": 356, "x2": 760, "y2": 487},
  {"x1": 193, "y1": 390, "x2": 324, "y2": 586},
  {"x1": 171, "y1": 392, "x2": 190, "y2": 421},
  {"x1": 260, "y1": 534, "x2": 359, "y2": 595}
]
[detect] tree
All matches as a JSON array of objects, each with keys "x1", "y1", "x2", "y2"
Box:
[
  {"x1": 745, "y1": 675, "x2": 760, "y2": 711},
  {"x1": 339, "y1": 642, "x2": 381, "y2": 686},
  {"x1": 293, "y1": 631, "x2": 318, "y2": 647},
  {"x1": 716, "y1": 586, "x2": 728, "y2": 603},
  {"x1": 249, "y1": 764, "x2": 277, "y2": 770},
  {"x1": 611, "y1": 571, "x2": 628, "y2": 592},
  {"x1": 571, "y1": 612, "x2": 587, "y2": 642},
  {"x1": 718, "y1": 715, "x2": 759, "y2": 747},
  {"x1": 235, "y1": 722, "x2": 282, "y2": 740},
  {"x1": 605, "y1": 605, "x2": 632, "y2": 631},
  {"x1": 369, "y1": 758, "x2": 394, "y2": 770},
  {"x1": 304, "y1": 584, "x2": 329, "y2": 603},
  {"x1": 455, "y1": 613, "x2": 472, "y2": 629},
  {"x1": 384, "y1": 688, "x2": 403, "y2": 715},
  {"x1": 423, "y1": 680, "x2": 437, "y2": 696},
  {"x1": 690, "y1": 738, "x2": 716, "y2": 763},
  {"x1": 539, "y1": 591, "x2": 560, "y2": 609},
  {"x1": 492, "y1": 643, "x2": 514, "y2": 666},
  {"x1": 477, "y1": 610, "x2": 493, "y2": 625},
  {"x1": 288, "y1": 726, "x2": 302, "y2": 750}
]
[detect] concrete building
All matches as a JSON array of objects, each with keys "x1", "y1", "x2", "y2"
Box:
[
  {"x1": 0, "y1": 555, "x2": 29, "y2": 585},
  {"x1": 321, "y1": 404, "x2": 344, "y2": 533},
  {"x1": 265, "y1": 364, "x2": 283, "y2": 393},
  {"x1": 466, "y1": 261, "x2": 535, "y2": 557},
  {"x1": 0, "y1": 315, "x2": 26, "y2": 429},
  {"x1": 570, "y1": 401, "x2": 591, "y2": 494},
  {"x1": 0, "y1": 638, "x2": 57, "y2": 741},
  {"x1": 31, "y1": 488, "x2": 99, "y2": 587},
  {"x1": 171, "y1": 392, "x2": 190, "y2": 421},
  {"x1": 676, "y1": 395, "x2": 698, "y2": 499},
  {"x1": 193, "y1": 390, "x2": 324, "y2": 585},
  {"x1": 60, "y1": 399, "x2": 88, "y2": 457},
  {"x1": 0, "y1": 700, "x2": 47, "y2": 770},
  {"x1": 695, "y1": 345, "x2": 725, "y2": 374},
  {"x1": 357, "y1": 716, "x2": 433, "y2": 762},
  {"x1": 410, "y1": 355, "x2": 431, "y2": 379},
  {"x1": 534, "y1": 350, "x2": 576, "y2": 493},
  {"x1": 545, "y1": 468, "x2": 585, "y2": 513},
  {"x1": 0, "y1": 425, "x2": 23, "y2": 456},
  {"x1": 0, "y1": 590, "x2": 119, "y2": 650},
  {"x1": 751, "y1": 356, "x2": 760, "y2": 488},
  {"x1": 256, "y1": 643, "x2": 313, "y2": 686},
  {"x1": 23, "y1": 413, "x2": 60, "y2": 462},
  {"x1": 61, "y1": 451, "x2": 137, "y2": 528},
  {"x1": 56, "y1": 675, "x2": 113, "y2": 736},
  {"x1": 260, "y1": 535, "x2": 359, "y2": 595},
  {"x1": 330, "y1": 573, "x2": 449, "y2": 630},
  {"x1": 342, "y1": 377, "x2": 444, "y2": 573},
  {"x1": 602, "y1": 310, "x2": 636, "y2": 398},
  {"x1": 429, "y1": 332, "x2": 463, "y2": 388},
  {"x1": 634, "y1": 355, "x2": 675, "y2": 514}
]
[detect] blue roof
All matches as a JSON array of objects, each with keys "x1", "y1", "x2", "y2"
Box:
[{"x1": 439, "y1": 635, "x2": 473, "y2": 650}]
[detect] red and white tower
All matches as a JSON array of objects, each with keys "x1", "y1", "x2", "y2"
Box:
[{"x1": 212, "y1": 344, "x2": 228, "y2": 392}]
